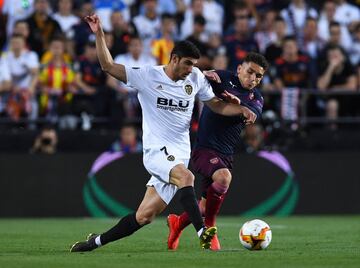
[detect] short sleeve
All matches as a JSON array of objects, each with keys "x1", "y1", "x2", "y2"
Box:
[
  {"x1": 197, "y1": 71, "x2": 215, "y2": 101},
  {"x1": 125, "y1": 65, "x2": 149, "y2": 92}
]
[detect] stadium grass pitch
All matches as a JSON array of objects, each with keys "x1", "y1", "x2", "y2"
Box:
[{"x1": 0, "y1": 216, "x2": 359, "y2": 268}]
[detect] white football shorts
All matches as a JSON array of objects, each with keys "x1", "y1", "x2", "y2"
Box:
[{"x1": 143, "y1": 146, "x2": 189, "y2": 204}]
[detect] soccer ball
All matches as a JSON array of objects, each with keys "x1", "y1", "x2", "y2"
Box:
[{"x1": 239, "y1": 219, "x2": 272, "y2": 250}]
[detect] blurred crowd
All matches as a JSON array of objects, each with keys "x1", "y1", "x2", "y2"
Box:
[{"x1": 0, "y1": 0, "x2": 360, "y2": 132}]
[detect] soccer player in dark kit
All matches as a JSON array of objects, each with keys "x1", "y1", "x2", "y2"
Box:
[{"x1": 167, "y1": 52, "x2": 269, "y2": 251}]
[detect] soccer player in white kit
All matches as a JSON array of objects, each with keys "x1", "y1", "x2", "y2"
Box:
[{"x1": 71, "y1": 14, "x2": 256, "y2": 252}]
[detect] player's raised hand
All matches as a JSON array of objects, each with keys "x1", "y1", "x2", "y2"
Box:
[
  {"x1": 203, "y1": 70, "x2": 221, "y2": 83},
  {"x1": 84, "y1": 14, "x2": 102, "y2": 33},
  {"x1": 221, "y1": 90, "x2": 241, "y2": 105},
  {"x1": 240, "y1": 106, "x2": 257, "y2": 125}
]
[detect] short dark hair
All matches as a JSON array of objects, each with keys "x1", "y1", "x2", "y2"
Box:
[
  {"x1": 121, "y1": 122, "x2": 136, "y2": 130},
  {"x1": 85, "y1": 41, "x2": 96, "y2": 48},
  {"x1": 14, "y1": 19, "x2": 28, "y2": 26},
  {"x1": 50, "y1": 34, "x2": 66, "y2": 43},
  {"x1": 326, "y1": 43, "x2": 342, "y2": 52},
  {"x1": 283, "y1": 35, "x2": 297, "y2": 43},
  {"x1": 275, "y1": 15, "x2": 285, "y2": 23},
  {"x1": 161, "y1": 13, "x2": 174, "y2": 21},
  {"x1": 10, "y1": 33, "x2": 25, "y2": 40},
  {"x1": 128, "y1": 34, "x2": 141, "y2": 43},
  {"x1": 233, "y1": 1, "x2": 247, "y2": 10},
  {"x1": 170, "y1": 40, "x2": 201, "y2": 60},
  {"x1": 194, "y1": 15, "x2": 206, "y2": 26},
  {"x1": 306, "y1": 16, "x2": 317, "y2": 23},
  {"x1": 329, "y1": 21, "x2": 340, "y2": 28},
  {"x1": 244, "y1": 52, "x2": 269, "y2": 71}
]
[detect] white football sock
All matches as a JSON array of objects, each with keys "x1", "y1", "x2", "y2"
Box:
[
  {"x1": 95, "y1": 235, "x2": 102, "y2": 247},
  {"x1": 197, "y1": 227, "x2": 205, "y2": 237}
]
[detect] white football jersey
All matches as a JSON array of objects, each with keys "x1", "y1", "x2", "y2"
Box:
[
  {"x1": 125, "y1": 65, "x2": 215, "y2": 158},
  {"x1": 2, "y1": 50, "x2": 39, "y2": 89}
]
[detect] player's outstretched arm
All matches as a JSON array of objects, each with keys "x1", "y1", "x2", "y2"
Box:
[
  {"x1": 84, "y1": 14, "x2": 127, "y2": 83},
  {"x1": 204, "y1": 97, "x2": 257, "y2": 124}
]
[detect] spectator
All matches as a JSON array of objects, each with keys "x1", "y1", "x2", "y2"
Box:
[
  {"x1": 110, "y1": 123, "x2": 142, "y2": 153},
  {"x1": 26, "y1": 0, "x2": 63, "y2": 57},
  {"x1": 265, "y1": 16, "x2": 287, "y2": 64},
  {"x1": 74, "y1": 41, "x2": 112, "y2": 118},
  {"x1": 12, "y1": 20, "x2": 31, "y2": 47},
  {"x1": 0, "y1": 55, "x2": 11, "y2": 116},
  {"x1": 203, "y1": 0, "x2": 224, "y2": 36},
  {"x1": 318, "y1": 1, "x2": 352, "y2": 51},
  {"x1": 224, "y1": 15, "x2": 259, "y2": 72},
  {"x1": 224, "y1": 1, "x2": 258, "y2": 34},
  {"x1": 348, "y1": 22, "x2": 360, "y2": 66},
  {"x1": 0, "y1": 5, "x2": 6, "y2": 50},
  {"x1": 206, "y1": 32, "x2": 226, "y2": 60},
  {"x1": 2, "y1": 34, "x2": 39, "y2": 122},
  {"x1": 132, "y1": 0, "x2": 161, "y2": 57},
  {"x1": 317, "y1": 44, "x2": 357, "y2": 127},
  {"x1": 30, "y1": 125, "x2": 58, "y2": 154},
  {"x1": 328, "y1": 21, "x2": 351, "y2": 50},
  {"x1": 186, "y1": 15, "x2": 211, "y2": 69},
  {"x1": 211, "y1": 53, "x2": 228, "y2": 70},
  {"x1": 109, "y1": 10, "x2": 137, "y2": 57},
  {"x1": 52, "y1": 0, "x2": 80, "y2": 38},
  {"x1": 111, "y1": 35, "x2": 156, "y2": 120},
  {"x1": 254, "y1": 9, "x2": 277, "y2": 54},
  {"x1": 302, "y1": 16, "x2": 326, "y2": 60},
  {"x1": 267, "y1": 36, "x2": 315, "y2": 119},
  {"x1": 38, "y1": 37, "x2": 76, "y2": 128},
  {"x1": 333, "y1": 0, "x2": 360, "y2": 31},
  {"x1": 180, "y1": 0, "x2": 205, "y2": 40},
  {"x1": 280, "y1": 0, "x2": 318, "y2": 45},
  {"x1": 151, "y1": 13, "x2": 176, "y2": 65},
  {"x1": 93, "y1": 0, "x2": 132, "y2": 31},
  {"x1": 272, "y1": 36, "x2": 314, "y2": 90},
  {"x1": 1, "y1": 0, "x2": 35, "y2": 37},
  {"x1": 40, "y1": 33, "x2": 73, "y2": 65},
  {"x1": 114, "y1": 35, "x2": 157, "y2": 67},
  {"x1": 69, "y1": 1, "x2": 94, "y2": 56}
]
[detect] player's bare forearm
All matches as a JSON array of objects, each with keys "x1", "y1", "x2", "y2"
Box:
[
  {"x1": 204, "y1": 97, "x2": 256, "y2": 124},
  {"x1": 95, "y1": 31, "x2": 127, "y2": 83}
]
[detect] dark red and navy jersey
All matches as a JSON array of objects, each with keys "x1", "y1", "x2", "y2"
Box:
[
  {"x1": 272, "y1": 55, "x2": 313, "y2": 88},
  {"x1": 74, "y1": 56, "x2": 107, "y2": 87},
  {"x1": 195, "y1": 70, "x2": 264, "y2": 155}
]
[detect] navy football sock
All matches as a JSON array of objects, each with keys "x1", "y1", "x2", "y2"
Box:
[
  {"x1": 100, "y1": 213, "x2": 142, "y2": 245},
  {"x1": 178, "y1": 186, "x2": 205, "y2": 233}
]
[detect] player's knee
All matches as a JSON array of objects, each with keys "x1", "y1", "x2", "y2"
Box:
[
  {"x1": 178, "y1": 169, "x2": 195, "y2": 187},
  {"x1": 136, "y1": 210, "x2": 156, "y2": 225},
  {"x1": 213, "y1": 168, "x2": 232, "y2": 187}
]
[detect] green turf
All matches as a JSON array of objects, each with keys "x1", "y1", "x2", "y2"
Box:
[{"x1": 0, "y1": 216, "x2": 359, "y2": 268}]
